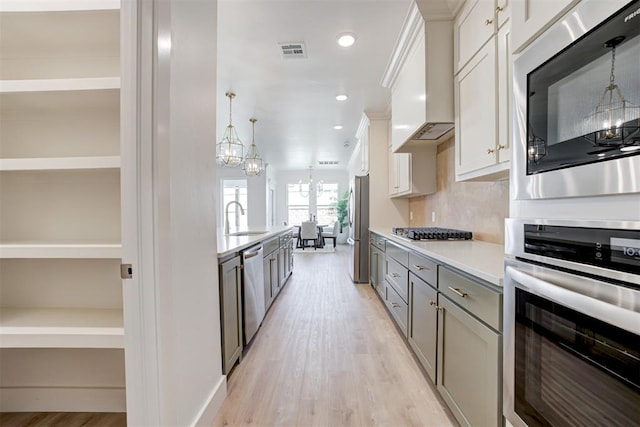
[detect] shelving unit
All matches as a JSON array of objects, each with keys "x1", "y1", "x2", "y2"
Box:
[{"x1": 0, "y1": 0, "x2": 124, "y2": 413}]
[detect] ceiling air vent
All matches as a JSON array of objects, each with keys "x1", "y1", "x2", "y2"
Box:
[
  {"x1": 279, "y1": 42, "x2": 307, "y2": 59},
  {"x1": 318, "y1": 160, "x2": 339, "y2": 166}
]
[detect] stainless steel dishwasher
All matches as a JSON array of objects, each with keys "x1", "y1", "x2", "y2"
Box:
[{"x1": 242, "y1": 244, "x2": 265, "y2": 344}]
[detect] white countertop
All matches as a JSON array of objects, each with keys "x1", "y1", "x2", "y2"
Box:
[
  {"x1": 217, "y1": 226, "x2": 294, "y2": 258},
  {"x1": 370, "y1": 227, "x2": 506, "y2": 287}
]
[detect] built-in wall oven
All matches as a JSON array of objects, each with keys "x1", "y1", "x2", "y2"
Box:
[
  {"x1": 513, "y1": 0, "x2": 640, "y2": 200},
  {"x1": 504, "y1": 219, "x2": 640, "y2": 427}
]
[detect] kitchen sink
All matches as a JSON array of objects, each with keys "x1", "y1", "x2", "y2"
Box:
[{"x1": 227, "y1": 230, "x2": 268, "y2": 237}]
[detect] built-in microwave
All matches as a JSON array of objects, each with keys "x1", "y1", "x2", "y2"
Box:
[{"x1": 513, "y1": 0, "x2": 640, "y2": 200}]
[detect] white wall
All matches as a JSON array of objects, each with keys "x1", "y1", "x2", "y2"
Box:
[
  {"x1": 216, "y1": 166, "x2": 268, "y2": 228},
  {"x1": 352, "y1": 115, "x2": 408, "y2": 229},
  {"x1": 122, "y1": 0, "x2": 226, "y2": 425},
  {"x1": 275, "y1": 169, "x2": 349, "y2": 225}
]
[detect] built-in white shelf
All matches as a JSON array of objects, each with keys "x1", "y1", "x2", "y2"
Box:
[
  {"x1": 0, "y1": 77, "x2": 120, "y2": 93},
  {"x1": 0, "y1": 0, "x2": 119, "y2": 12},
  {"x1": 0, "y1": 156, "x2": 120, "y2": 171},
  {"x1": 0, "y1": 242, "x2": 122, "y2": 259},
  {"x1": 0, "y1": 307, "x2": 124, "y2": 348}
]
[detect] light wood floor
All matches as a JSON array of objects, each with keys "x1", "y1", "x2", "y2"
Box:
[
  {"x1": 0, "y1": 412, "x2": 126, "y2": 427},
  {"x1": 213, "y1": 245, "x2": 457, "y2": 427}
]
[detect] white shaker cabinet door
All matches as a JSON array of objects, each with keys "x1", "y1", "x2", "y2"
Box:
[
  {"x1": 455, "y1": 40, "x2": 498, "y2": 177},
  {"x1": 511, "y1": 0, "x2": 580, "y2": 53},
  {"x1": 454, "y1": 0, "x2": 496, "y2": 73}
]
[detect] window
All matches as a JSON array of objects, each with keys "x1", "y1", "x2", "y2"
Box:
[
  {"x1": 287, "y1": 183, "x2": 309, "y2": 225},
  {"x1": 316, "y1": 183, "x2": 338, "y2": 225},
  {"x1": 222, "y1": 179, "x2": 248, "y2": 230}
]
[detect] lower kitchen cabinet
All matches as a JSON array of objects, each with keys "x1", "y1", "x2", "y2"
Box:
[
  {"x1": 370, "y1": 232, "x2": 387, "y2": 299},
  {"x1": 437, "y1": 294, "x2": 501, "y2": 427},
  {"x1": 263, "y1": 237, "x2": 280, "y2": 310},
  {"x1": 218, "y1": 254, "x2": 243, "y2": 375},
  {"x1": 369, "y1": 236, "x2": 504, "y2": 427},
  {"x1": 408, "y1": 272, "x2": 438, "y2": 383}
]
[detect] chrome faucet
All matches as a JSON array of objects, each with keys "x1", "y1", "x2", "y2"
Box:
[{"x1": 224, "y1": 201, "x2": 245, "y2": 235}]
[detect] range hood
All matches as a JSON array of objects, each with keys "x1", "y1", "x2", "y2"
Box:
[{"x1": 382, "y1": 3, "x2": 454, "y2": 153}]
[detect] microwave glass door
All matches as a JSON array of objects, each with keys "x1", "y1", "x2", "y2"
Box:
[
  {"x1": 514, "y1": 288, "x2": 640, "y2": 426},
  {"x1": 526, "y1": 0, "x2": 640, "y2": 175}
]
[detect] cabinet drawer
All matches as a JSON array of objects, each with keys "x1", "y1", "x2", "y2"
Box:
[
  {"x1": 370, "y1": 233, "x2": 386, "y2": 251},
  {"x1": 387, "y1": 283, "x2": 408, "y2": 337},
  {"x1": 263, "y1": 236, "x2": 279, "y2": 255},
  {"x1": 386, "y1": 241, "x2": 408, "y2": 266},
  {"x1": 409, "y1": 252, "x2": 437, "y2": 286},
  {"x1": 438, "y1": 266, "x2": 502, "y2": 331},
  {"x1": 386, "y1": 256, "x2": 408, "y2": 303}
]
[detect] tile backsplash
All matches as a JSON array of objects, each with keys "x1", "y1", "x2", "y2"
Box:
[{"x1": 409, "y1": 138, "x2": 509, "y2": 244}]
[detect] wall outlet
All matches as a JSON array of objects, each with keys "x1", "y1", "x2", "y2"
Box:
[{"x1": 431, "y1": 211, "x2": 436, "y2": 223}]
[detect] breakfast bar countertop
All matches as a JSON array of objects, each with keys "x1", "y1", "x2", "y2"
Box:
[
  {"x1": 369, "y1": 227, "x2": 506, "y2": 287},
  {"x1": 217, "y1": 225, "x2": 293, "y2": 258}
]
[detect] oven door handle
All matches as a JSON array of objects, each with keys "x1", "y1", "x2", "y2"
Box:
[{"x1": 506, "y1": 265, "x2": 640, "y2": 335}]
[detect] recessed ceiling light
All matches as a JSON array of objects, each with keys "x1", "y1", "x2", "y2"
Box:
[
  {"x1": 333, "y1": 125, "x2": 343, "y2": 130},
  {"x1": 336, "y1": 94, "x2": 348, "y2": 101},
  {"x1": 337, "y1": 33, "x2": 356, "y2": 47}
]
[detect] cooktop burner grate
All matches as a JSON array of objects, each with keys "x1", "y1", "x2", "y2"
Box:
[{"x1": 392, "y1": 227, "x2": 472, "y2": 241}]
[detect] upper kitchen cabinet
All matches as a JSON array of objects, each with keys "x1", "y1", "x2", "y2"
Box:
[
  {"x1": 388, "y1": 145, "x2": 437, "y2": 198},
  {"x1": 454, "y1": 0, "x2": 511, "y2": 181},
  {"x1": 511, "y1": 0, "x2": 579, "y2": 53},
  {"x1": 354, "y1": 114, "x2": 371, "y2": 176},
  {"x1": 382, "y1": 3, "x2": 454, "y2": 153}
]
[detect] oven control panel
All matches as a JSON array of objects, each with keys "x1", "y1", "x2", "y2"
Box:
[{"x1": 524, "y1": 224, "x2": 640, "y2": 275}]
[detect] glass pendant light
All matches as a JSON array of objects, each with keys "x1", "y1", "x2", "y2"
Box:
[
  {"x1": 216, "y1": 92, "x2": 244, "y2": 167},
  {"x1": 243, "y1": 118, "x2": 265, "y2": 176},
  {"x1": 299, "y1": 166, "x2": 313, "y2": 197},
  {"x1": 583, "y1": 36, "x2": 640, "y2": 147}
]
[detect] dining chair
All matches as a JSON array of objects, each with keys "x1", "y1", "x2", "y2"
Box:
[
  {"x1": 300, "y1": 221, "x2": 319, "y2": 250},
  {"x1": 321, "y1": 221, "x2": 339, "y2": 248}
]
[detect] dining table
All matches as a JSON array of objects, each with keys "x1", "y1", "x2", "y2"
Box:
[{"x1": 295, "y1": 223, "x2": 327, "y2": 248}]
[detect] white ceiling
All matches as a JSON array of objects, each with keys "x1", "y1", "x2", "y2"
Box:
[{"x1": 217, "y1": 0, "x2": 411, "y2": 172}]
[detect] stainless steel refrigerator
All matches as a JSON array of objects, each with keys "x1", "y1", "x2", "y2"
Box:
[{"x1": 347, "y1": 175, "x2": 369, "y2": 283}]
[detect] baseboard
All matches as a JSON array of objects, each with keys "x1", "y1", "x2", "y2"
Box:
[
  {"x1": 190, "y1": 375, "x2": 227, "y2": 427},
  {"x1": 0, "y1": 387, "x2": 126, "y2": 412}
]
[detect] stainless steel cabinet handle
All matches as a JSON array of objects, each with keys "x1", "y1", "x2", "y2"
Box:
[
  {"x1": 391, "y1": 272, "x2": 400, "y2": 278},
  {"x1": 412, "y1": 264, "x2": 429, "y2": 271},
  {"x1": 497, "y1": 144, "x2": 506, "y2": 151},
  {"x1": 487, "y1": 148, "x2": 495, "y2": 154},
  {"x1": 448, "y1": 287, "x2": 468, "y2": 298},
  {"x1": 495, "y1": 6, "x2": 503, "y2": 13},
  {"x1": 485, "y1": 18, "x2": 493, "y2": 25},
  {"x1": 391, "y1": 302, "x2": 400, "y2": 308},
  {"x1": 429, "y1": 300, "x2": 442, "y2": 310}
]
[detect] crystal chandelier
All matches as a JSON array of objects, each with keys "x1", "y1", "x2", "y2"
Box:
[
  {"x1": 583, "y1": 36, "x2": 640, "y2": 147},
  {"x1": 216, "y1": 92, "x2": 244, "y2": 167},
  {"x1": 298, "y1": 166, "x2": 323, "y2": 197},
  {"x1": 243, "y1": 118, "x2": 265, "y2": 176}
]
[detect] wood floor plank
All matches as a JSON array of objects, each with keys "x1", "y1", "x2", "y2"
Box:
[
  {"x1": 212, "y1": 246, "x2": 457, "y2": 427},
  {"x1": 0, "y1": 412, "x2": 126, "y2": 427}
]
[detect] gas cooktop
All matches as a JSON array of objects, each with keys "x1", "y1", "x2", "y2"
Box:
[{"x1": 392, "y1": 227, "x2": 473, "y2": 241}]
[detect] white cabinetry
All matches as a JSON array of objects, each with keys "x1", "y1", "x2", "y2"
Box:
[
  {"x1": 0, "y1": 1, "x2": 124, "y2": 412},
  {"x1": 454, "y1": 1, "x2": 511, "y2": 181},
  {"x1": 354, "y1": 114, "x2": 371, "y2": 176},
  {"x1": 388, "y1": 146, "x2": 436, "y2": 198},
  {"x1": 511, "y1": 0, "x2": 579, "y2": 53},
  {"x1": 390, "y1": 29, "x2": 426, "y2": 152}
]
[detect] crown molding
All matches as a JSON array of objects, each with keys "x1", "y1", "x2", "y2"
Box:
[{"x1": 380, "y1": 2, "x2": 425, "y2": 89}]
